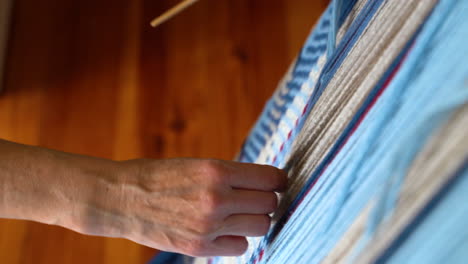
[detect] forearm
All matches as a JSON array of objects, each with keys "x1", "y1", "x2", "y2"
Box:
[
  {"x1": 0, "y1": 139, "x2": 288, "y2": 256},
  {"x1": 0, "y1": 139, "x2": 125, "y2": 235}
]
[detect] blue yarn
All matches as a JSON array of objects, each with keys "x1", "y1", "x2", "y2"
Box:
[
  {"x1": 382, "y1": 162, "x2": 468, "y2": 264},
  {"x1": 327, "y1": 0, "x2": 343, "y2": 58},
  {"x1": 239, "y1": 0, "x2": 358, "y2": 164},
  {"x1": 255, "y1": 0, "x2": 468, "y2": 263},
  {"x1": 363, "y1": 0, "x2": 468, "y2": 249},
  {"x1": 272, "y1": 0, "x2": 386, "y2": 169},
  {"x1": 346, "y1": 0, "x2": 468, "y2": 255}
]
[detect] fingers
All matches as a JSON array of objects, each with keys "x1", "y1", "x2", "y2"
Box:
[
  {"x1": 227, "y1": 189, "x2": 278, "y2": 215},
  {"x1": 220, "y1": 214, "x2": 271, "y2": 237},
  {"x1": 194, "y1": 215, "x2": 269, "y2": 256},
  {"x1": 127, "y1": 159, "x2": 288, "y2": 258},
  {"x1": 224, "y1": 161, "x2": 288, "y2": 192},
  {"x1": 212, "y1": 236, "x2": 248, "y2": 256}
]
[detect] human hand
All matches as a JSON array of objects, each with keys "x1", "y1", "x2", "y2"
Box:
[{"x1": 76, "y1": 158, "x2": 288, "y2": 257}]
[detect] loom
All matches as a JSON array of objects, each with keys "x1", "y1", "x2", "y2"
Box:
[{"x1": 151, "y1": 0, "x2": 468, "y2": 263}]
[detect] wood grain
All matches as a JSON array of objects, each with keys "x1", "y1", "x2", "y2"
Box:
[
  {"x1": 0, "y1": 0, "x2": 326, "y2": 263},
  {"x1": 0, "y1": 0, "x2": 14, "y2": 92}
]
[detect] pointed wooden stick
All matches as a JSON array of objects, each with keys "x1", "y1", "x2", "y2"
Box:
[{"x1": 150, "y1": 0, "x2": 199, "y2": 28}]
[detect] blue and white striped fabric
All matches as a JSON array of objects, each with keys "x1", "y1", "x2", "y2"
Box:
[{"x1": 238, "y1": 0, "x2": 359, "y2": 166}]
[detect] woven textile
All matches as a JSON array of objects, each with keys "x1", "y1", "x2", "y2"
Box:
[
  {"x1": 238, "y1": 0, "x2": 359, "y2": 165},
  {"x1": 152, "y1": 0, "x2": 468, "y2": 263}
]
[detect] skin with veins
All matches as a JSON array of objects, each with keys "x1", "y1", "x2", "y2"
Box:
[{"x1": 0, "y1": 139, "x2": 287, "y2": 257}]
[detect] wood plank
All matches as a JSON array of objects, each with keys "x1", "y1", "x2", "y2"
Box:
[
  {"x1": 0, "y1": 0, "x2": 326, "y2": 263},
  {"x1": 0, "y1": 0, "x2": 13, "y2": 91}
]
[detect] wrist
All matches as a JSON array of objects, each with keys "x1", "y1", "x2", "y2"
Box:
[
  {"x1": 49, "y1": 153, "x2": 129, "y2": 238},
  {"x1": 0, "y1": 140, "x2": 134, "y2": 239}
]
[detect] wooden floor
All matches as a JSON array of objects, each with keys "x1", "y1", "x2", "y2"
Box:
[{"x1": 0, "y1": 0, "x2": 326, "y2": 263}]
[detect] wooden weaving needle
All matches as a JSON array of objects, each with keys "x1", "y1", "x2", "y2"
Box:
[{"x1": 150, "y1": 0, "x2": 199, "y2": 28}]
